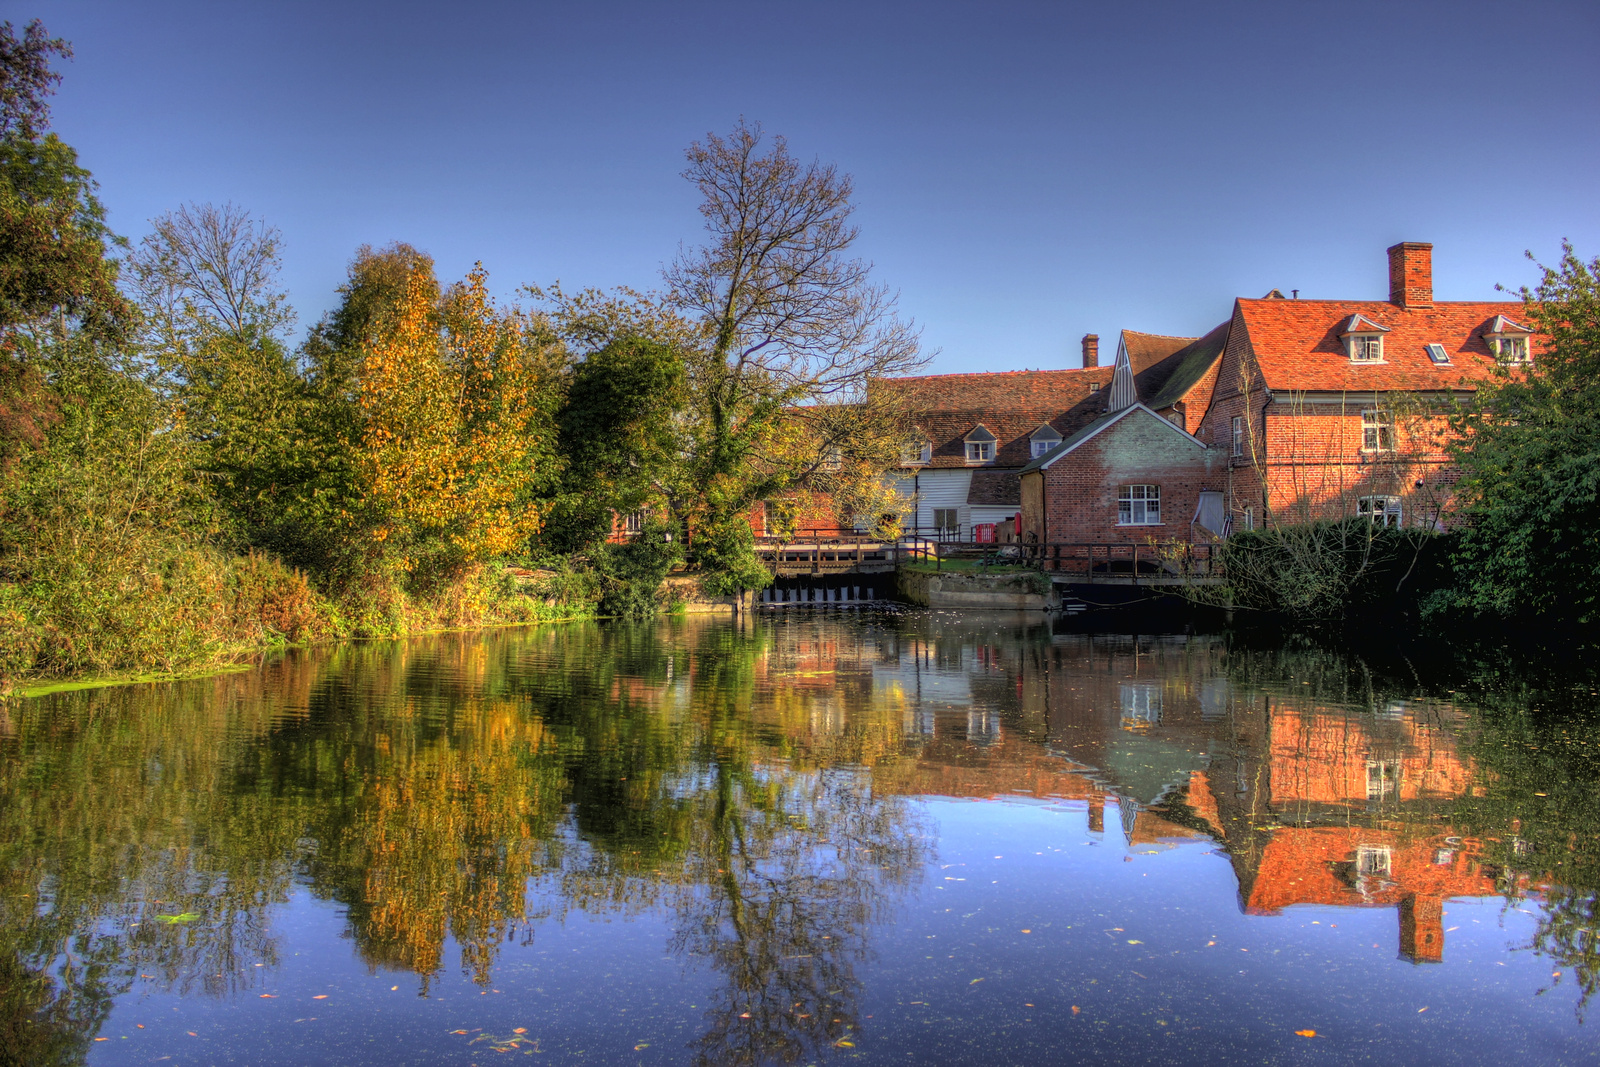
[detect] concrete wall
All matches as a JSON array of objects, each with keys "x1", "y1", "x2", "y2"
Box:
[{"x1": 896, "y1": 568, "x2": 1053, "y2": 610}]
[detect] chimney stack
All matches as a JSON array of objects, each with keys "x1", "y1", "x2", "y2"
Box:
[
  {"x1": 1388, "y1": 242, "x2": 1433, "y2": 309},
  {"x1": 1081, "y1": 333, "x2": 1100, "y2": 369}
]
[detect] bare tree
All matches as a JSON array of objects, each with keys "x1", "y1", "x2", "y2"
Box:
[
  {"x1": 665, "y1": 120, "x2": 924, "y2": 404},
  {"x1": 129, "y1": 202, "x2": 292, "y2": 354}
]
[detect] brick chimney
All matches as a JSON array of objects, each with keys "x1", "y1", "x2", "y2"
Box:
[
  {"x1": 1399, "y1": 894, "x2": 1444, "y2": 964},
  {"x1": 1081, "y1": 333, "x2": 1100, "y2": 369},
  {"x1": 1388, "y1": 242, "x2": 1433, "y2": 308}
]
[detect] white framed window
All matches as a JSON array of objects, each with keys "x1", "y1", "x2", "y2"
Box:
[
  {"x1": 1356, "y1": 845, "x2": 1392, "y2": 878},
  {"x1": 1425, "y1": 342, "x2": 1452, "y2": 365},
  {"x1": 965, "y1": 440, "x2": 993, "y2": 462},
  {"x1": 1358, "y1": 496, "x2": 1402, "y2": 527},
  {"x1": 1241, "y1": 506, "x2": 1255, "y2": 531},
  {"x1": 1119, "y1": 683, "x2": 1162, "y2": 730},
  {"x1": 1494, "y1": 335, "x2": 1530, "y2": 364},
  {"x1": 1365, "y1": 760, "x2": 1400, "y2": 799},
  {"x1": 1361, "y1": 409, "x2": 1394, "y2": 452},
  {"x1": 932, "y1": 508, "x2": 959, "y2": 536},
  {"x1": 1348, "y1": 334, "x2": 1385, "y2": 362},
  {"x1": 1118, "y1": 484, "x2": 1160, "y2": 525},
  {"x1": 622, "y1": 509, "x2": 649, "y2": 534},
  {"x1": 901, "y1": 440, "x2": 931, "y2": 464},
  {"x1": 1231, "y1": 415, "x2": 1244, "y2": 457}
]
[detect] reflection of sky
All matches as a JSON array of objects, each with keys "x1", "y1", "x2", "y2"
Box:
[{"x1": 108, "y1": 800, "x2": 1589, "y2": 1066}]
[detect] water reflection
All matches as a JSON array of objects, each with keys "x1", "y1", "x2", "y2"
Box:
[{"x1": 0, "y1": 614, "x2": 1597, "y2": 1064}]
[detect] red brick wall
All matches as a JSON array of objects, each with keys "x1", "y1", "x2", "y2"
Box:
[{"x1": 1031, "y1": 410, "x2": 1225, "y2": 543}]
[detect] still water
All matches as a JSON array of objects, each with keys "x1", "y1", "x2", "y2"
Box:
[{"x1": 3, "y1": 613, "x2": 1598, "y2": 1066}]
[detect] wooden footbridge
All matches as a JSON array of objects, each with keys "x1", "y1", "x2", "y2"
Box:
[{"x1": 754, "y1": 534, "x2": 1224, "y2": 587}]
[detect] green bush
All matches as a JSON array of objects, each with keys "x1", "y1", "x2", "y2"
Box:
[
  {"x1": 691, "y1": 515, "x2": 771, "y2": 597},
  {"x1": 594, "y1": 520, "x2": 683, "y2": 617}
]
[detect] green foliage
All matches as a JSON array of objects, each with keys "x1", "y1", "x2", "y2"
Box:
[
  {"x1": 1446, "y1": 244, "x2": 1600, "y2": 623},
  {"x1": 692, "y1": 513, "x2": 771, "y2": 596},
  {"x1": 0, "y1": 21, "x2": 128, "y2": 339},
  {"x1": 593, "y1": 519, "x2": 684, "y2": 617}
]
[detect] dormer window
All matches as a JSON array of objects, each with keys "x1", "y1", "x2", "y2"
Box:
[
  {"x1": 964, "y1": 424, "x2": 996, "y2": 463},
  {"x1": 902, "y1": 439, "x2": 932, "y2": 465},
  {"x1": 1340, "y1": 313, "x2": 1390, "y2": 363},
  {"x1": 1485, "y1": 316, "x2": 1533, "y2": 365},
  {"x1": 1028, "y1": 423, "x2": 1062, "y2": 459}
]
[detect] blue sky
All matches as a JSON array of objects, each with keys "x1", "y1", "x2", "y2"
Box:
[{"x1": 26, "y1": 0, "x2": 1600, "y2": 373}]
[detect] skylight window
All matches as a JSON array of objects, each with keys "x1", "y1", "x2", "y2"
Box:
[{"x1": 1425, "y1": 343, "x2": 1451, "y2": 365}]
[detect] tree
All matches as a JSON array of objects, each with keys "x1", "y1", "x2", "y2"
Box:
[
  {"x1": 535, "y1": 121, "x2": 924, "y2": 586},
  {"x1": 127, "y1": 203, "x2": 305, "y2": 543},
  {"x1": 1445, "y1": 243, "x2": 1600, "y2": 622},
  {"x1": 0, "y1": 19, "x2": 128, "y2": 341}
]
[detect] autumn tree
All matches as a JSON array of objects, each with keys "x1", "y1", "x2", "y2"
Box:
[{"x1": 340, "y1": 261, "x2": 559, "y2": 582}]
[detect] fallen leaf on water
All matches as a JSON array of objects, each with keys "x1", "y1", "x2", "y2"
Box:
[
  {"x1": 1020, "y1": 929, "x2": 1031, "y2": 934},
  {"x1": 635, "y1": 1044, "x2": 649, "y2": 1051},
  {"x1": 259, "y1": 994, "x2": 276, "y2": 999},
  {"x1": 970, "y1": 978, "x2": 985, "y2": 985},
  {"x1": 835, "y1": 1040, "x2": 855, "y2": 1048},
  {"x1": 95, "y1": 1038, "x2": 108, "y2": 1042},
  {"x1": 390, "y1": 986, "x2": 398, "y2": 991},
  {"x1": 1206, "y1": 941, "x2": 1216, "y2": 946},
  {"x1": 513, "y1": 1028, "x2": 527, "y2": 1034},
  {"x1": 451, "y1": 1030, "x2": 469, "y2": 1035},
  {"x1": 1295, "y1": 1029, "x2": 1317, "y2": 1038},
  {"x1": 1418, "y1": 1007, "x2": 1429, "y2": 1013},
  {"x1": 312, "y1": 995, "x2": 328, "y2": 1000},
  {"x1": 137, "y1": 1025, "x2": 144, "y2": 1029},
  {"x1": 739, "y1": 1012, "x2": 751, "y2": 1018},
  {"x1": 156, "y1": 913, "x2": 200, "y2": 924},
  {"x1": 1127, "y1": 940, "x2": 1143, "y2": 945},
  {"x1": 1071, "y1": 1006, "x2": 1080, "y2": 1014},
  {"x1": 186, "y1": 1031, "x2": 197, "y2": 1037}
]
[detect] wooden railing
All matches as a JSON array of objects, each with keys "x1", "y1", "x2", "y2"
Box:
[{"x1": 753, "y1": 535, "x2": 1223, "y2": 583}]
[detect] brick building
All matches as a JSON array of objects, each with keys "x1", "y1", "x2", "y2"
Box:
[
  {"x1": 879, "y1": 330, "x2": 1215, "y2": 540},
  {"x1": 1196, "y1": 242, "x2": 1539, "y2": 531}
]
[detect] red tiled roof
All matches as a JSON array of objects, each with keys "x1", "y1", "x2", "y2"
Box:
[
  {"x1": 1235, "y1": 298, "x2": 1539, "y2": 393},
  {"x1": 879, "y1": 336, "x2": 1201, "y2": 470},
  {"x1": 878, "y1": 368, "x2": 1114, "y2": 468}
]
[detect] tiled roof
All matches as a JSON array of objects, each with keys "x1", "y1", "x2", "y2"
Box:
[
  {"x1": 880, "y1": 337, "x2": 1203, "y2": 470},
  {"x1": 967, "y1": 469, "x2": 1021, "y2": 506},
  {"x1": 1235, "y1": 299, "x2": 1538, "y2": 393},
  {"x1": 1019, "y1": 403, "x2": 1206, "y2": 474},
  {"x1": 1144, "y1": 321, "x2": 1230, "y2": 410},
  {"x1": 878, "y1": 368, "x2": 1114, "y2": 469}
]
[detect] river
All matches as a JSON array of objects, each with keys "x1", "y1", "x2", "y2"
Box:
[{"x1": 2, "y1": 612, "x2": 1595, "y2": 1065}]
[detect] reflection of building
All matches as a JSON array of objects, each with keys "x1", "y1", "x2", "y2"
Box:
[{"x1": 852, "y1": 628, "x2": 1535, "y2": 966}]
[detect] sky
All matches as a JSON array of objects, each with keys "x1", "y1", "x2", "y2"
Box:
[{"x1": 22, "y1": 0, "x2": 1600, "y2": 374}]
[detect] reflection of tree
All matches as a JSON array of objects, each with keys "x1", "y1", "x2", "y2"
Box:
[{"x1": 0, "y1": 617, "x2": 930, "y2": 1061}]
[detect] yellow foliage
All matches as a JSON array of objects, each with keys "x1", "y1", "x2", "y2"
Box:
[{"x1": 352, "y1": 264, "x2": 553, "y2": 573}]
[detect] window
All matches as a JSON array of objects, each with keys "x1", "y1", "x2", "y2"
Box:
[
  {"x1": 1231, "y1": 415, "x2": 1245, "y2": 457},
  {"x1": 622, "y1": 509, "x2": 649, "y2": 533},
  {"x1": 820, "y1": 446, "x2": 843, "y2": 470},
  {"x1": 1031, "y1": 439, "x2": 1053, "y2": 458},
  {"x1": 933, "y1": 508, "x2": 959, "y2": 537},
  {"x1": 1361, "y1": 409, "x2": 1394, "y2": 451},
  {"x1": 1425, "y1": 342, "x2": 1451, "y2": 364},
  {"x1": 1350, "y1": 334, "x2": 1384, "y2": 362},
  {"x1": 1495, "y1": 335, "x2": 1530, "y2": 364},
  {"x1": 1120, "y1": 683, "x2": 1162, "y2": 730},
  {"x1": 1118, "y1": 485, "x2": 1160, "y2": 525},
  {"x1": 965, "y1": 440, "x2": 993, "y2": 462},
  {"x1": 1356, "y1": 845, "x2": 1392, "y2": 878},
  {"x1": 1365, "y1": 760, "x2": 1400, "y2": 800},
  {"x1": 1241, "y1": 506, "x2": 1255, "y2": 531},
  {"x1": 901, "y1": 440, "x2": 931, "y2": 464},
  {"x1": 1089, "y1": 382, "x2": 1101, "y2": 393},
  {"x1": 1358, "y1": 496, "x2": 1402, "y2": 527}
]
